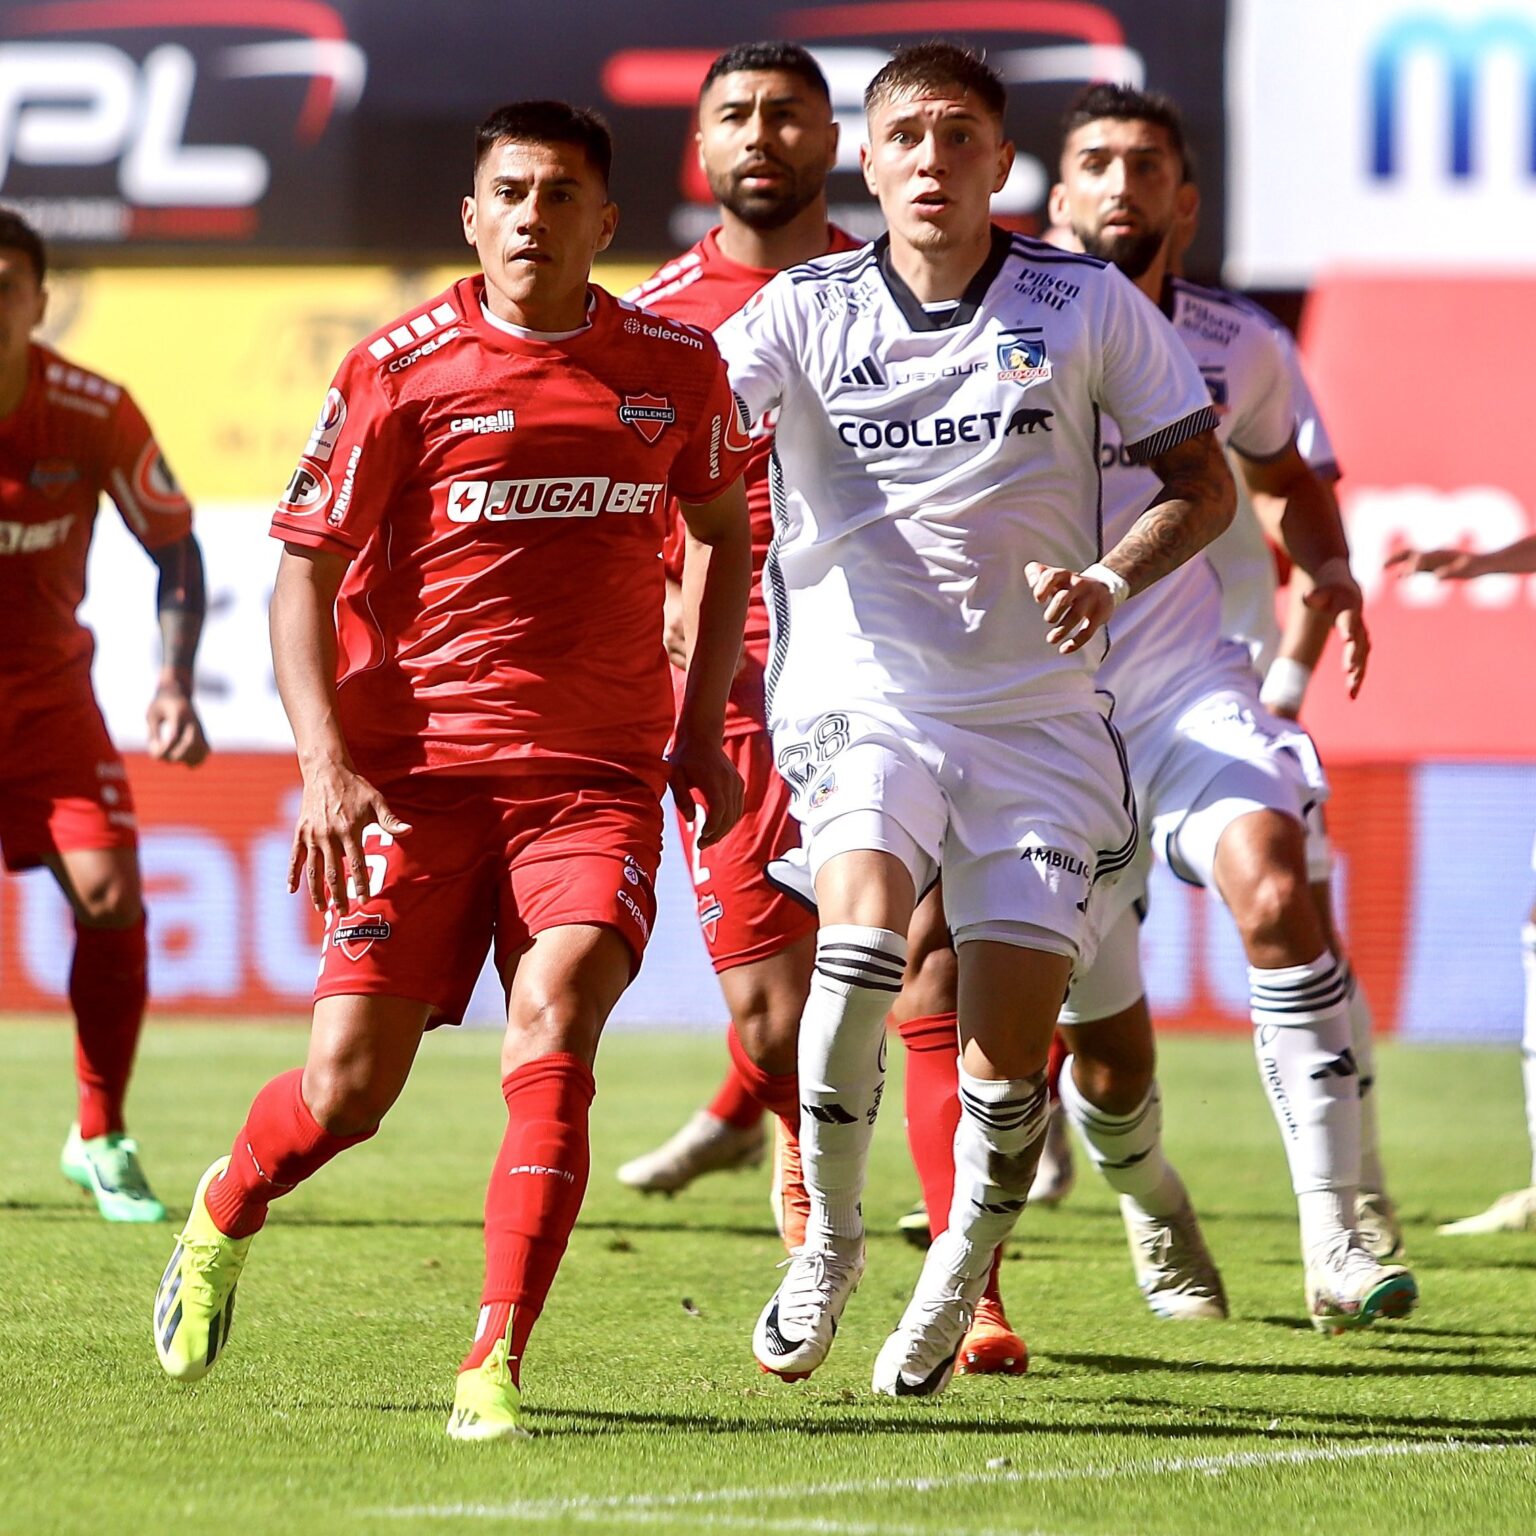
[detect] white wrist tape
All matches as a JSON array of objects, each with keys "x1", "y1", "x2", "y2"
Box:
[
  {"x1": 1079, "y1": 562, "x2": 1131, "y2": 608},
  {"x1": 1261, "y1": 656, "x2": 1314, "y2": 714}
]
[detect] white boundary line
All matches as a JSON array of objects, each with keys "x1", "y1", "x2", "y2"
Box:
[{"x1": 376, "y1": 1438, "x2": 1523, "y2": 1523}]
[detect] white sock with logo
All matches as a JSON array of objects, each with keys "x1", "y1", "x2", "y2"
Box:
[
  {"x1": 1345, "y1": 966, "x2": 1388, "y2": 1196},
  {"x1": 1249, "y1": 952, "x2": 1361, "y2": 1262},
  {"x1": 797, "y1": 925, "x2": 906, "y2": 1245},
  {"x1": 1058, "y1": 1064, "x2": 1187, "y2": 1217}
]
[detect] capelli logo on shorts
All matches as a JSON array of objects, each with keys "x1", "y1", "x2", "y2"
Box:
[
  {"x1": 616, "y1": 887, "x2": 651, "y2": 941},
  {"x1": 332, "y1": 914, "x2": 391, "y2": 961}
]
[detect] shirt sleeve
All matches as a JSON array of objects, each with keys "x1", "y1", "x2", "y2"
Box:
[
  {"x1": 712, "y1": 272, "x2": 797, "y2": 429},
  {"x1": 1225, "y1": 324, "x2": 1300, "y2": 465},
  {"x1": 666, "y1": 346, "x2": 755, "y2": 504},
  {"x1": 1094, "y1": 265, "x2": 1219, "y2": 466},
  {"x1": 100, "y1": 388, "x2": 194, "y2": 552},
  {"x1": 270, "y1": 349, "x2": 407, "y2": 557}
]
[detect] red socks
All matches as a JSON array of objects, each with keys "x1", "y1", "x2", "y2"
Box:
[
  {"x1": 706, "y1": 1040, "x2": 765, "y2": 1130},
  {"x1": 725, "y1": 1022, "x2": 799, "y2": 1131},
  {"x1": 1047, "y1": 1029, "x2": 1068, "y2": 1102},
  {"x1": 462, "y1": 1053, "x2": 595, "y2": 1385},
  {"x1": 70, "y1": 918, "x2": 147, "y2": 1140},
  {"x1": 204, "y1": 1069, "x2": 374, "y2": 1239}
]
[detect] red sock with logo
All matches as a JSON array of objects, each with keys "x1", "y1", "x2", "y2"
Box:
[
  {"x1": 899, "y1": 1011, "x2": 1005, "y2": 1306},
  {"x1": 71, "y1": 919, "x2": 148, "y2": 1140},
  {"x1": 1047, "y1": 1029, "x2": 1068, "y2": 1102},
  {"x1": 204, "y1": 1069, "x2": 374, "y2": 1239},
  {"x1": 462, "y1": 1052, "x2": 595, "y2": 1385},
  {"x1": 725, "y1": 1021, "x2": 799, "y2": 1131},
  {"x1": 705, "y1": 1041, "x2": 765, "y2": 1130}
]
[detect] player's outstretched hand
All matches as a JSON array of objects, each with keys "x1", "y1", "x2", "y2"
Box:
[
  {"x1": 1385, "y1": 546, "x2": 1478, "y2": 581},
  {"x1": 668, "y1": 734, "x2": 743, "y2": 850},
  {"x1": 146, "y1": 685, "x2": 211, "y2": 766},
  {"x1": 1302, "y1": 557, "x2": 1370, "y2": 699},
  {"x1": 288, "y1": 762, "x2": 412, "y2": 914},
  {"x1": 1026, "y1": 561, "x2": 1117, "y2": 654}
]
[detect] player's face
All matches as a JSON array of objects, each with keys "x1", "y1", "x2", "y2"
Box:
[
  {"x1": 697, "y1": 69, "x2": 838, "y2": 231},
  {"x1": 0, "y1": 249, "x2": 45, "y2": 375},
  {"x1": 860, "y1": 90, "x2": 1013, "y2": 251},
  {"x1": 463, "y1": 138, "x2": 618, "y2": 328},
  {"x1": 1054, "y1": 119, "x2": 1190, "y2": 280}
]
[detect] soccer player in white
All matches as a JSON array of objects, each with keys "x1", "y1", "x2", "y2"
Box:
[
  {"x1": 1387, "y1": 533, "x2": 1536, "y2": 1236},
  {"x1": 715, "y1": 44, "x2": 1237, "y2": 1393},
  {"x1": 1043, "y1": 83, "x2": 1416, "y2": 1330}
]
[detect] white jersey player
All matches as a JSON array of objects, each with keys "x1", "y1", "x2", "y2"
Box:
[
  {"x1": 718, "y1": 45, "x2": 1237, "y2": 1396},
  {"x1": 1046, "y1": 83, "x2": 1416, "y2": 1330},
  {"x1": 1387, "y1": 533, "x2": 1536, "y2": 1236}
]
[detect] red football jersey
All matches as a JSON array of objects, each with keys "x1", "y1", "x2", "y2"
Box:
[
  {"x1": 270, "y1": 275, "x2": 752, "y2": 791},
  {"x1": 0, "y1": 344, "x2": 192, "y2": 713},
  {"x1": 627, "y1": 226, "x2": 862, "y2": 737}
]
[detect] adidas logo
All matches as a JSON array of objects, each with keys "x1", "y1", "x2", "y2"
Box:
[{"x1": 839, "y1": 355, "x2": 886, "y2": 387}]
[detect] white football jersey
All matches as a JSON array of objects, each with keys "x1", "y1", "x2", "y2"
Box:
[
  {"x1": 716, "y1": 230, "x2": 1216, "y2": 731},
  {"x1": 1098, "y1": 278, "x2": 1301, "y2": 723},
  {"x1": 1202, "y1": 296, "x2": 1339, "y2": 673}
]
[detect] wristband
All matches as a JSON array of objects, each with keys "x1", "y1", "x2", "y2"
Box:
[
  {"x1": 1079, "y1": 562, "x2": 1131, "y2": 608},
  {"x1": 1260, "y1": 656, "x2": 1313, "y2": 714}
]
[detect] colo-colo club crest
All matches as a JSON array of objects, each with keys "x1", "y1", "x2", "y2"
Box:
[
  {"x1": 619, "y1": 393, "x2": 676, "y2": 444},
  {"x1": 997, "y1": 328, "x2": 1052, "y2": 391}
]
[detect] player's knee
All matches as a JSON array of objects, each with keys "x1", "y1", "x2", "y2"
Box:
[
  {"x1": 301, "y1": 1062, "x2": 395, "y2": 1137},
  {"x1": 1232, "y1": 862, "x2": 1315, "y2": 956},
  {"x1": 1070, "y1": 1040, "x2": 1153, "y2": 1115},
  {"x1": 72, "y1": 876, "x2": 143, "y2": 928},
  {"x1": 507, "y1": 988, "x2": 605, "y2": 1065},
  {"x1": 895, "y1": 938, "x2": 958, "y2": 1022}
]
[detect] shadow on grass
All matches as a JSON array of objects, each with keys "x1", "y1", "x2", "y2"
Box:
[
  {"x1": 1044, "y1": 1349, "x2": 1536, "y2": 1382},
  {"x1": 1105, "y1": 1395, "x2": 1536, "y2": 1444}
]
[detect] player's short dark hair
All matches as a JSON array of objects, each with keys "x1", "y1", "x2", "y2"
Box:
[
  {"x1": 0, "y1": 206, "x2": 45, "y2": 284},
  {"x1": 863, "y1": 42, "x2": 1006, "y2": 124},
  {"x1": 1060, "y1": 83, "x2": 1196, "y2": 183},
  {"x1": 700, "y1": 41, "x2": 830, "y2": 104},
  {"x1": 474, "y1": 100, "x2": 613, "y2": 188}
]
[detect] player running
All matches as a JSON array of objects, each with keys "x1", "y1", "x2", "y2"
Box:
[
  {"x1": 616, "y1": 43, "x2": 849, "y2": 1220},
  {"x1": 1386, "y1": 533, "x2": 1536, "y2": 1235},
  {"x1": 0, "y1": 207, "x2": 209, "y2": 1223},
  {"x1": 152, "y1": 102, "x2": 752, "y2": 1442},
  {"x1": 716, "y1": 45, "x2": 1236, "y2": 1395}
]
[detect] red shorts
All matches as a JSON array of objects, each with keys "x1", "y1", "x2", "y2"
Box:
[
  {"x1": 0, "y1": 691, "x2": 138, "y2": 873},
  {"x1": 674, "y1": 726, "x2": 816, "y2": 973},
  {"x1": 316, "y1": 772, "x2": 662, "y2": 1024}
]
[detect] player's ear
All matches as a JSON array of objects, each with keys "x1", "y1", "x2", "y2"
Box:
[
  {"x1": 993, "y1": 137, "x2": 1015, "y2": 196},
  {"x1": 461, "y1": 194, "x2": 477, "y2": 249},
  {"x1": 1176, "y1": 179, "x2": 1200, "y2": 227},
  {"x1": 859, "y1": 140, "x2": 877, "y2": 196},
  {"x1": 1046, "y1": 181, "x2": 1069, "y2": 232},
  {"x1": 595, "y1": 199, "x2": 620, "y2": 254}
]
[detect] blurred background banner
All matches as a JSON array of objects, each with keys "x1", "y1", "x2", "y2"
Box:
[{"x1": 0, "y1": 0, "x2": 1532, "y2": 1039}]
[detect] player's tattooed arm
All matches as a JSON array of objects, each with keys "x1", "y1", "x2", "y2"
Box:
[
  {"x1": 146, "y1": 532, "x2": 211, "y2": 765},
  {"x1": 271, "y1": 545, "x2": 411, "y2": 913},
  {"x1": 1029, "y1": 429, "x2": 1234, "y2": 656}
]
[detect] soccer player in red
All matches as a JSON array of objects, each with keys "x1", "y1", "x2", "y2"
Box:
[
  {"x1": 152, "y1": 102, "x2": 752, "y2": 1442},
  {"x1": 0, "y1": 208, "x2": 209, "y2": 1223},
  {"x1": 615, "y1": 44, "x2": 853, "y2": 1232}
]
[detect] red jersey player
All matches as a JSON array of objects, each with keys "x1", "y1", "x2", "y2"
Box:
[
  {"x1": 0, "y1": 208, "x2": 209, "y2": 1223},
  {"x1": 615, "y1": 44, "x2": 855, "y2": 1228},
  {"x1": 153, "y1": 103, "x2": 752, "y2": 1442}
]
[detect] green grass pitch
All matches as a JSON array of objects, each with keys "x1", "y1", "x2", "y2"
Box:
[{"x1": 1, "y1": 1020, "x2": 1534, "y2": 1535}]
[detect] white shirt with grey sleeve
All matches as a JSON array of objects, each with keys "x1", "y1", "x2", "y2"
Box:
[{"x1": 714, "y1": 230, "x2": 1217, "y2": 735}]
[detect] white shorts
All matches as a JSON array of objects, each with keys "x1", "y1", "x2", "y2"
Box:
[
  {"x1": 1120, "y1": 669, "x2": 1329, "y2": 894},
  {"x1": 1059, "y1": 901, "x2": 1145, "y2": 1025},
  {"x1": 774, "y1": 700, "x2": 1137, "y2": 967}
]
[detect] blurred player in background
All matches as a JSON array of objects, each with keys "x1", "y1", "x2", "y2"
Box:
[
  {"x1": 616, "y1": 43, "x2": 849, "y2": 1223},
  {"x1": 1387, "y1": 533, "x2": 1536, "y2": 1235},
  {"x1": 152, "y1": 103, "x2": 751, "y2": 1442},
  {"x1": 719, "y1": 45, "x2": 1235, "y2": 1395},
  {"x1": 0, "y1": 207, "x2": 209, "y2": 1223}
]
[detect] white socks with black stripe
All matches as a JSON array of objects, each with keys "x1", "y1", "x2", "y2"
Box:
[
  {"x1": 1345, "y1": 965, "x2": 1387, "y2": 1196},
  {"x1": 1522, "y1": 923, "x2": 1536, "y2": 1185},
  {"x1": 931, "y1": 1064, "x2": 1051, "y2": 1283},
  {"x1": 1058, "y1": 1066, "x2": 1188, "y2": 1218},
  {"x1": 798, "y1": 925, "x2": 907, "y2": 1245},
  {"x1": 1250, "y1": 951, "x2": 1361, "y2": 1261}
]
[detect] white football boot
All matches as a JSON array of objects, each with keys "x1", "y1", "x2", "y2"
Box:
[
  {"x1": 1305, "y1": 1235, "x2": 1418, "y2": 1333},
  {"x1": 616, "y1": 1110, "x2": 764, "y2": 1194},
  {"x1": 872, "y1": 1241, "x2": 987, "y2": 1398},
  {"x1": 1028, "y1": 1108, "x2": 1076, "y2": 1207},
  {"x1": 1122, "y1": 1197, "x2": 1228, "y2": 1320},
  {"x1": 1356, "y1": 1189, "x2": 1406, "y2": 1259},
  {"x1": 753, "y1": 1235, "x2": 865, "y2": 1380},
  {"x1": 1437, "y1": 1186, "x2": 1536, "y2": 1236}
]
